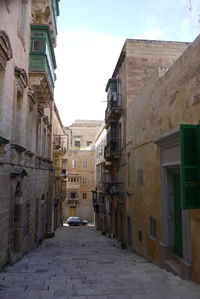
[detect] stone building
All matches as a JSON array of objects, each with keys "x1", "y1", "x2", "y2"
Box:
[
  {"x1": 125, "y1": 34, "x2": 200, "y2": 282},
  {"x1": 52, "y1": 104, "x2": 68, "y2": 229},
  {"x1": 94, "y1": 38, "x2": 200, "y2": 278},
  {"x1": 93, "y1": 122, "x2": 107, "y2": 231},
  {"x1": 62, "y1": 120, "x2": 103, "y2": 223},
  {"x1": 0, "y1": 0, "x2": 60, "y2": 269},
  {"x1": 98, "y1": 39, "x2": 190, "y2": 247}
]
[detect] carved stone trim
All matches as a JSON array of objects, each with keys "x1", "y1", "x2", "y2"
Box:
[
  {"x1": 11, "y1": 143, "x2": 26, "y2": 152},
  {"x1": 14, "y1": 67, "x2": 28, "y2": 95},
  {"x1": 5, "y1": 0, "x2": 10, "y2": 13},
  {"x1": 43, "y1": 115, "x2": 49, "y2": 125},
  {"x1": 0, "y1": 136, "x2": 9, "y2": 144},
  {"x1": 25, "y1": 150, "x2": 34, "y2": 157},
  {"x1": 29, "y1": 72, "x2": 54, "y2": 107},
  {"x1": 28, "y1": 89, "x2": 36, "y2": 111},
  {"x1": 38, "y1": 105, "x2": 44, "y2": 116},
  {"x1": 10, "y1": 167, "x2": 28, "y2": 178},
  {"x1": 0, "y1": 30, "x2": 13, "y2": 69}
]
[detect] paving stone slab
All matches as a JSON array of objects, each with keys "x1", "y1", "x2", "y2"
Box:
[{"x1": 1, "y1": 226, "x2": 200, "y2": 299}]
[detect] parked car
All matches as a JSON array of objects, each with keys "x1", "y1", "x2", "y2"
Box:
[{"x1": 66, "y1": 216, "x2": 88, "y2": 226}]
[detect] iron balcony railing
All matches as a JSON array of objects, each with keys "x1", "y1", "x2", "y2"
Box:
[
  {"x1": 104, "y1": 139, "x2": 121, "y2": 160},
  {"x1": 104, "y1": 182, "x2": 123, "y2": 197},
  {"x1": 67, "y1": 199, "x2": 79, "y2": 206}
]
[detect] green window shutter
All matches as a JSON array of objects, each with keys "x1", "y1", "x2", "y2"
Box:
[{"x1": 180, "y1": 124, "x2": 200, "y2": 209}]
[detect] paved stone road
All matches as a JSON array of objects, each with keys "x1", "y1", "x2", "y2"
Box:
[{"x1": 0, "y1": 225, "x2": 200, "y2": 299}]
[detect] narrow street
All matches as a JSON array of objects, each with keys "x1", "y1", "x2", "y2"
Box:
[{"x1": 0, "y1": 225, "x2": 200, "y2": 299}]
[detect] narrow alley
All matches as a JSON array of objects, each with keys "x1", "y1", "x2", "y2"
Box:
[{"x1": 0, "y1": 226, "x2": 200, "y2": 299}]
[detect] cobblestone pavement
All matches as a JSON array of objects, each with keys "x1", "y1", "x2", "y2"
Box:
[{"x1": 0, "y1": 225, "x2": 200, "y2": 299}]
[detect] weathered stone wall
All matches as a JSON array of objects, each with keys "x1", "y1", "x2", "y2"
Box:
[
  {"x1": 0, "y1": 0, "x2": 57, "y2": 269},
  {"x1": 127, "y1": 34, "x2": 200, "y2": 282},
  {"x1": 63, "y1": 120, "x2": 103, "y2": 222}
]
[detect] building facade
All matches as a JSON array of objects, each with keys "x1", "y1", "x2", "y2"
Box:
[
  {"x1": 93, "y1": 122, "x2": 107, "y2": 231},
  {"x1": 0, "y1": 0, "x2": 60, "y2": 268},
  {"x1": 126, "y1": 34, "x2": 200, "y2": 283},
  {"x1": 62, "y1": 120, "x2": 102, "y2": 223},
  {"x1": 52, "y1": 103, "x2": 68, "y2": 229},
  {"x1": 99, "y1": 39, "x2": 190, "y2": 247}
]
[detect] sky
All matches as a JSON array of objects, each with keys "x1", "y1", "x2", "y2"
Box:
[{"x1": 54, "y1": 0, "x2": 200, "y2": 126}]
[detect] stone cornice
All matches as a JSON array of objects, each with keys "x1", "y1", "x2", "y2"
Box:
[
  {"x1": 14, "y1": 67, "x2": 28, "y2": 90},
  {"x1": 0, "y1": 30, "x2": 13, "y2": 69}
]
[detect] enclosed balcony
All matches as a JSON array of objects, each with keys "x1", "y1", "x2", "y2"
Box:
[
  {"x1": 67, "y1": 175, "x2": 81, "y2": 189},
  {"x1": 105, "y1": 93, "x2": 122, "y2": 124},
  {"x1": 31, "y1": 0, "x2": 60, "y2": 46},
  {"x1": 53, "y1": 135, "x2": 67, "y2": 155},
  {"x1": 29, "y1": 25, "x2": 56, "y2": 103},
  {"x1": 105, "y1": 78, "x2": 122, "y2": 125},
  {"x1": 104, "y1": 140, "x2": 120, "y2": 160}
]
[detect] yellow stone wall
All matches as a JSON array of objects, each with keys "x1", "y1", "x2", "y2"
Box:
[{"x1": 127, "y1": 35, "x2": 200, "y2": 282}]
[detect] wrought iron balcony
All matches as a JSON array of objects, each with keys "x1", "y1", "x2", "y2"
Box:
[
  {"x1": 67, "y1": 199, "x2": 79, "y2": 206},
  {"x1": 104, "y1": 183, "x2": 124, "y2": 203},
  {"x1": 105, "y1": 93, "x2": 122, "y2": 123},
  {"x1": 104, "y1": 140, "x2": 121, "y2": 160}
]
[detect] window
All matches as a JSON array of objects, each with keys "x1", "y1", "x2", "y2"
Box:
[
  {"x1": 127, "y1": 153, "x2": 131, "y2": 187},
  {"x1": 70, "y1": 192, "x2": 78, "y2": 199},
  {"x1": 82, "y1": 193, "x2": 87, "y2": 199},
  {"x1": 74, "y1": 140, "x2": 80, "y2": 147},
  {"x1": 32, "y1": 40, "x2": 44, "y2": 52},
  {"x1": 180, "y1": 124, "x2": 200, "y2": 209},
  {"x1": 82, "y1": 177, "x2": 87, "y2": 184},
  {"x1": 137, "y1": 170, "x2": 144, "y2": 186},
  {"x1": 72, "y1": 160, "x2": 76, "y2": 168},
  {"x1": 83, "y1": 160, "x2": 87, "y2": 168},
  {"x1": 138, "y1": 229, "x2": 142, "y2": 242},
  {"x1": 87, "y1": 141, "x2": 92, "y2": 146},
  {"x1": 149, "y1": 217, "x2": 156, "y2": 239},
  {"x1": 68, "y1": 177, "x2": 80, "y2": 183}
]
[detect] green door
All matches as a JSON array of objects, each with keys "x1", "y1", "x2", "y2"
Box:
[{"x1": 173, "y1": 173, "x2": 183, "y2": 258}]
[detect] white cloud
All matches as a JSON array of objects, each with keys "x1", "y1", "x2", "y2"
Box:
[{"x1": 54, "y1": 29, "x2": 124, "y2": 126}]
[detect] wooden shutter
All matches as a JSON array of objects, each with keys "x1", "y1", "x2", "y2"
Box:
[{"x1": 180, "y1": 124, "x2": 200, "y2": 209}]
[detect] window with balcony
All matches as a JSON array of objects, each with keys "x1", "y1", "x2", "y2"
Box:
[{"x1": 29, "y1": 25, "x2": 57, "y2": 90}]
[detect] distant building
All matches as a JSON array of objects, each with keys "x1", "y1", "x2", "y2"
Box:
[
  {"x1": 52, "y1": 104, "x2": 68, "y2": 229},
  {"x1": 62, "y1": 120, "x2": 103, "y2": 222}
]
